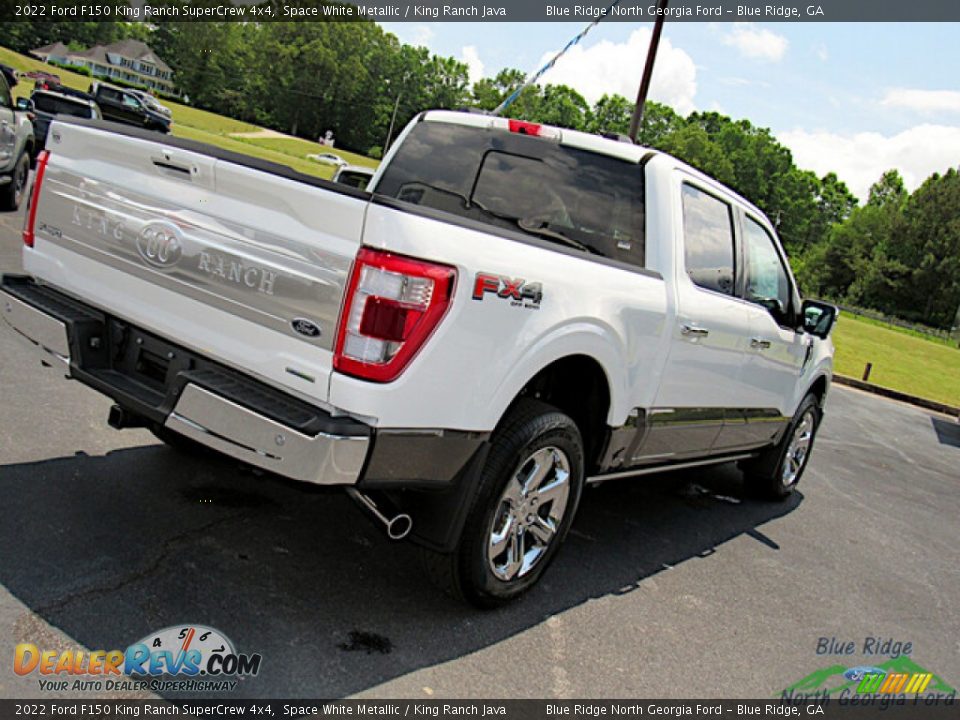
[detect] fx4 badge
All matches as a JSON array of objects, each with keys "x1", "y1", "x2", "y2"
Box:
[{"x1": 473, "y1": 273, "x2": 542, "y2": 309}]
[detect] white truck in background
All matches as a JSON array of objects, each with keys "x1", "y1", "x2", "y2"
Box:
[{"x1": 0, "y1": 111, "x2": 837, "y2": 606}]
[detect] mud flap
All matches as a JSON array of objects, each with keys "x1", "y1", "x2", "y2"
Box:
[{"x1": 384, "y1": 442, "x2": 491, "y2": 553}]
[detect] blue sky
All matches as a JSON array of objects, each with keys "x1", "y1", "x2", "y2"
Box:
[{"x1": 381, "y1": 22, "x2": 960, "y2": 201}]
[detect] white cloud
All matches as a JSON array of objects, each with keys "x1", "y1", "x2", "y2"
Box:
[
  {"x1": 409, "y1": 24, "x2": 434, "y2": 47},
  {"x1": 814, "y1": 43, "x2": 829, "y2": 62},
  {"x1": 881, "y1": 88, "x2": 960, "y2": 115},
  {"x1": 536, "y1": 28, "x2": 697, "y2": 114},
  {"x1": 721, "y1": 23, "x2": 788, "y2": 62},
  {"x1": 778, "y1": 124, "x2": 960, "y2": 202},
  {"x1": 461, "y1": 45, "x2": 486, "y2": 85},
  {"x1": 719, "y1": 76, "x2": 751, "y2": 87}
]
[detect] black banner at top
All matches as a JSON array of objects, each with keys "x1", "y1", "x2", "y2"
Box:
[{"x1": 4, "y1": 0, "x2": 960, "y2": 23}]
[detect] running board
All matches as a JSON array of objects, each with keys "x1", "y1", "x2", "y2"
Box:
[{"x1": 587, "y1": 453, "x2": 757, "y2": 484}]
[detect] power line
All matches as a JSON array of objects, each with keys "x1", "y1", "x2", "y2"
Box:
[{"x1": 491, "y1": 0, "x2": 623, "y2": 116}]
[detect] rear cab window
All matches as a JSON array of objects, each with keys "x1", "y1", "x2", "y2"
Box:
[{"x1": 375, "y1": 119, "x2": 646, "y2": 269}]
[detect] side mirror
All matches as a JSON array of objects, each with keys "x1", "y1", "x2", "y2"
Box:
[
  {"x1": 800, "y1": 299, "x2": 838, "y2": 339},
  {"x1": 756, "y1": 296, "x2": 785, "y2": 317},
  {"x1": 16, "y1": 98, "x2": 34, "y2": 112}
]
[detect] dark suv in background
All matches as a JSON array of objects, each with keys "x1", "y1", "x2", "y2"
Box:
[
  {"x1": 89, "y1": 82, "x2": 171, "y2": 133},
  {"x1": 19, "y1": 90, "x2": 101, "y2": 154}
]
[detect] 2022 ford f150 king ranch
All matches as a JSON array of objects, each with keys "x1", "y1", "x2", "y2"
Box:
[{"x1": 1, "y1": 111, "x2": 837, "y2": 606}]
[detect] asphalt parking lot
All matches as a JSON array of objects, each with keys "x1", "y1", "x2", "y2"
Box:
[{"x1": 0, "y1": 199, "x2": 958, "y2": 700}]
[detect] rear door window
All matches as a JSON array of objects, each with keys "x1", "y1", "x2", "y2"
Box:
[
  {"x1": 681, "y1": 184, "x2": 736, "y2": 296},
  {"x1": 376, "y1": 120, "x2": 646, "y2": 268},
  {"x1": 742, "y1": 215, "x2": 792, "y2": 325}
]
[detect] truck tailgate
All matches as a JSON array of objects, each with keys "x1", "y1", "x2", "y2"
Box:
[{"x1": 24, "y1": 120, "x2": 366, "y2": 406}]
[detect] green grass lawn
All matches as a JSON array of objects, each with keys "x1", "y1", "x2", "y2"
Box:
[
  {"x1": 171, "y1": 125, "x2": 334, "y2": 179},
  {"x1": 230, "y1": 136, "x2": 380, "y2": 169},
  {"x1": 833, "y1": 312, "x2": 960, "y2": 408},
  {"x1": 0, "y1": 46, "x2": 377, "y2": 175}
]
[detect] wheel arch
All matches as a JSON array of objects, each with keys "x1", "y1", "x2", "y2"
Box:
[
  {"x1": 806, "y1": 372, "x2": 831, "y2": 409},
  {"x1": 500, "y1": 353, "x2": 614, "y2": 475}
]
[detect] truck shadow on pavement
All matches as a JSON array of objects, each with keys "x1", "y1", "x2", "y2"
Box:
[{"x1": 0, "y1": 443, "x2": 801, "y2": 698}]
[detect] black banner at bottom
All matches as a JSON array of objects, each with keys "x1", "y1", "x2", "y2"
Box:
[{"x1": 1, "y1": 699, "x2": 958, "y2": 719}]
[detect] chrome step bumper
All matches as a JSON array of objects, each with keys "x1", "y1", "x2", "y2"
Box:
[
  {"x1": 1, "y1": 287, "x2": 71, "y2": 376},
  {"x1": 166, "y1": 383, "x2": 368, "y2": 485},
  {"x1": 1, "y1": 277, "x2": 370, "y2": 486}
]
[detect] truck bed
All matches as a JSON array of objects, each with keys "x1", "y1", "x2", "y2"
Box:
[{"x1": 24, "y1": 118, "x2": 368, "y2": 409}]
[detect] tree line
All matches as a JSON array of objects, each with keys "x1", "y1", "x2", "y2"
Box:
[{"x1": 2, "y1": 17, "x2": 957, "y2": 329}]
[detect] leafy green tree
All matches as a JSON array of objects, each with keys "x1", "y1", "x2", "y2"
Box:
[
  {"x1": 587, "y1": 94, "x2": 632, "y2": 135},
  {"x1": 659, "y1": 124, "x2": 736, "y2": 186},
  {"x1": 471, "y1": 68, "x2": 528, "y2": 112},
  {"x1": 534, "y1": 84, "x2": 590, "y2": 131},
  {"x1": 890, "y1": 168, "x2": 960, "y2": 326},
  {"x1": 635, "y1": 101, "x2": 685, "y2": 147},
  {"x1": 867, "y1": 169, "x2": 907, "y2": 209}
]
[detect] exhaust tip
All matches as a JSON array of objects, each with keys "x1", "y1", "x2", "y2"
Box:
[{"x1": 387, "y1": 514, "x2": 413, "y2": 541}]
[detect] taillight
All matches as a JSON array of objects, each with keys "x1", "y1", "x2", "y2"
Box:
[
  {"x1": 23, "y1": 150, "x2": 50, "y2": 248},
  {"x1": 334, "y1": 247, "x2": 456, "y2": 383},
  {"x1": 507, "y1": 119, "x2": 561, "y2": 140}
]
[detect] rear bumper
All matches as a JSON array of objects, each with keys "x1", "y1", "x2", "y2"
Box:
[
  {"x1": 1, "y1": 275, "x2": 369, "y2": 486},
  {"x1": 1, "y1": 282, "x2": 72, "y2": 376},
  {"x1": 164, "y1": 384, "x2": 368, "y2": 485}
]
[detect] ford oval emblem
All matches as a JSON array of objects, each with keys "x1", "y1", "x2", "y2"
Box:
[
  {"x1": 291, "y1": 318, "x2": 322, "y2": 338},
  {"x1": 136, "y1": 221, "x2": 183, "y2": 269}
]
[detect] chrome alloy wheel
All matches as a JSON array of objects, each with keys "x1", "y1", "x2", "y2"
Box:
[
  {"x1": 782, "y1": 409, "x2": 816, "y2": 487},
  {"x1": 487, "y1": 446, "x2": 571, "y2": 582}
]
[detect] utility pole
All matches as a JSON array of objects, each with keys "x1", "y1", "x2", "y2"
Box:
[{"x1": 628, "y1": 0, "x2": 670, "y2": 143}]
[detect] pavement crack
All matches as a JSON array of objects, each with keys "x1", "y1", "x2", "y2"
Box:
[{"x1": 34, "y1": 511, "x2": 252, "y2": 617}]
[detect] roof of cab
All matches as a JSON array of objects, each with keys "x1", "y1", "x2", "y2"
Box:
[
  {"x1": 419, "y1": 109, "x2": 772, "y2": 226},
  {"x1": 421, "y1": 109, "x2": 655, "y2": 165}
]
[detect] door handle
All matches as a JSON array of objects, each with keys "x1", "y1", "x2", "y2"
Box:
[
  {"x1": 681, "y1": 324, "x2": 710, "y2": 338},
  {"x1": 750, "y1": 337, "x2": 772, "y2": 349}
]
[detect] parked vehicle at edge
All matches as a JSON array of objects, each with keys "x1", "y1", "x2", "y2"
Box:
[
  {"x1": 0, "y1": 111, "x2": 837, "y2": 606},
  {"x1": 308, "y1": 151, "x2": 348, "y2": 168},
  {"x1": 0, "y1": 64, "x2": 18, "y2": 88},
  {"x1": 18, "y1": 90, "x2": 101, "y2": 154},
  {"x1": 332, "y1": 164, "x2": 375, "y2": 190},
  {"x1": 24, "y1": 70, "x2": 60, "y2": 84},
  {"x1": 89, "y1": 82, "x2": 171, "y2": 133},
  {"x1": 128, "y1": 89, "x2": 173, "y2": 119},
  {"x1": 0, "y1": 68, "x2": 35, "y2": 211}
]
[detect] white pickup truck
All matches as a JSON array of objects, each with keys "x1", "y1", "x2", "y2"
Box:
[{"x1": 1, "y1": 111, "x2": 837, "y2": 606}]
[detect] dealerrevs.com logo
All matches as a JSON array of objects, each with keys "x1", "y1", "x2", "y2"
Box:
[{"x1": 14, "y1": 624, "x2": 262, "y2": 693}]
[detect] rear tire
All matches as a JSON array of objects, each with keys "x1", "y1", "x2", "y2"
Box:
[
  {"x1": 421, "y1": 398, "x2": 585, "y2": 608},
  {"x1": 0, "y1": 152, "x2": 29, "y2": 212},
  {"x1": 741, "y1": 394, "x2": 821, "y2": 500}
]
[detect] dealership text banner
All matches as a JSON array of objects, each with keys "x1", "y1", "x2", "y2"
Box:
[{"x1": 6, "y1": 0, "x2": 960, "y2": 22}]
